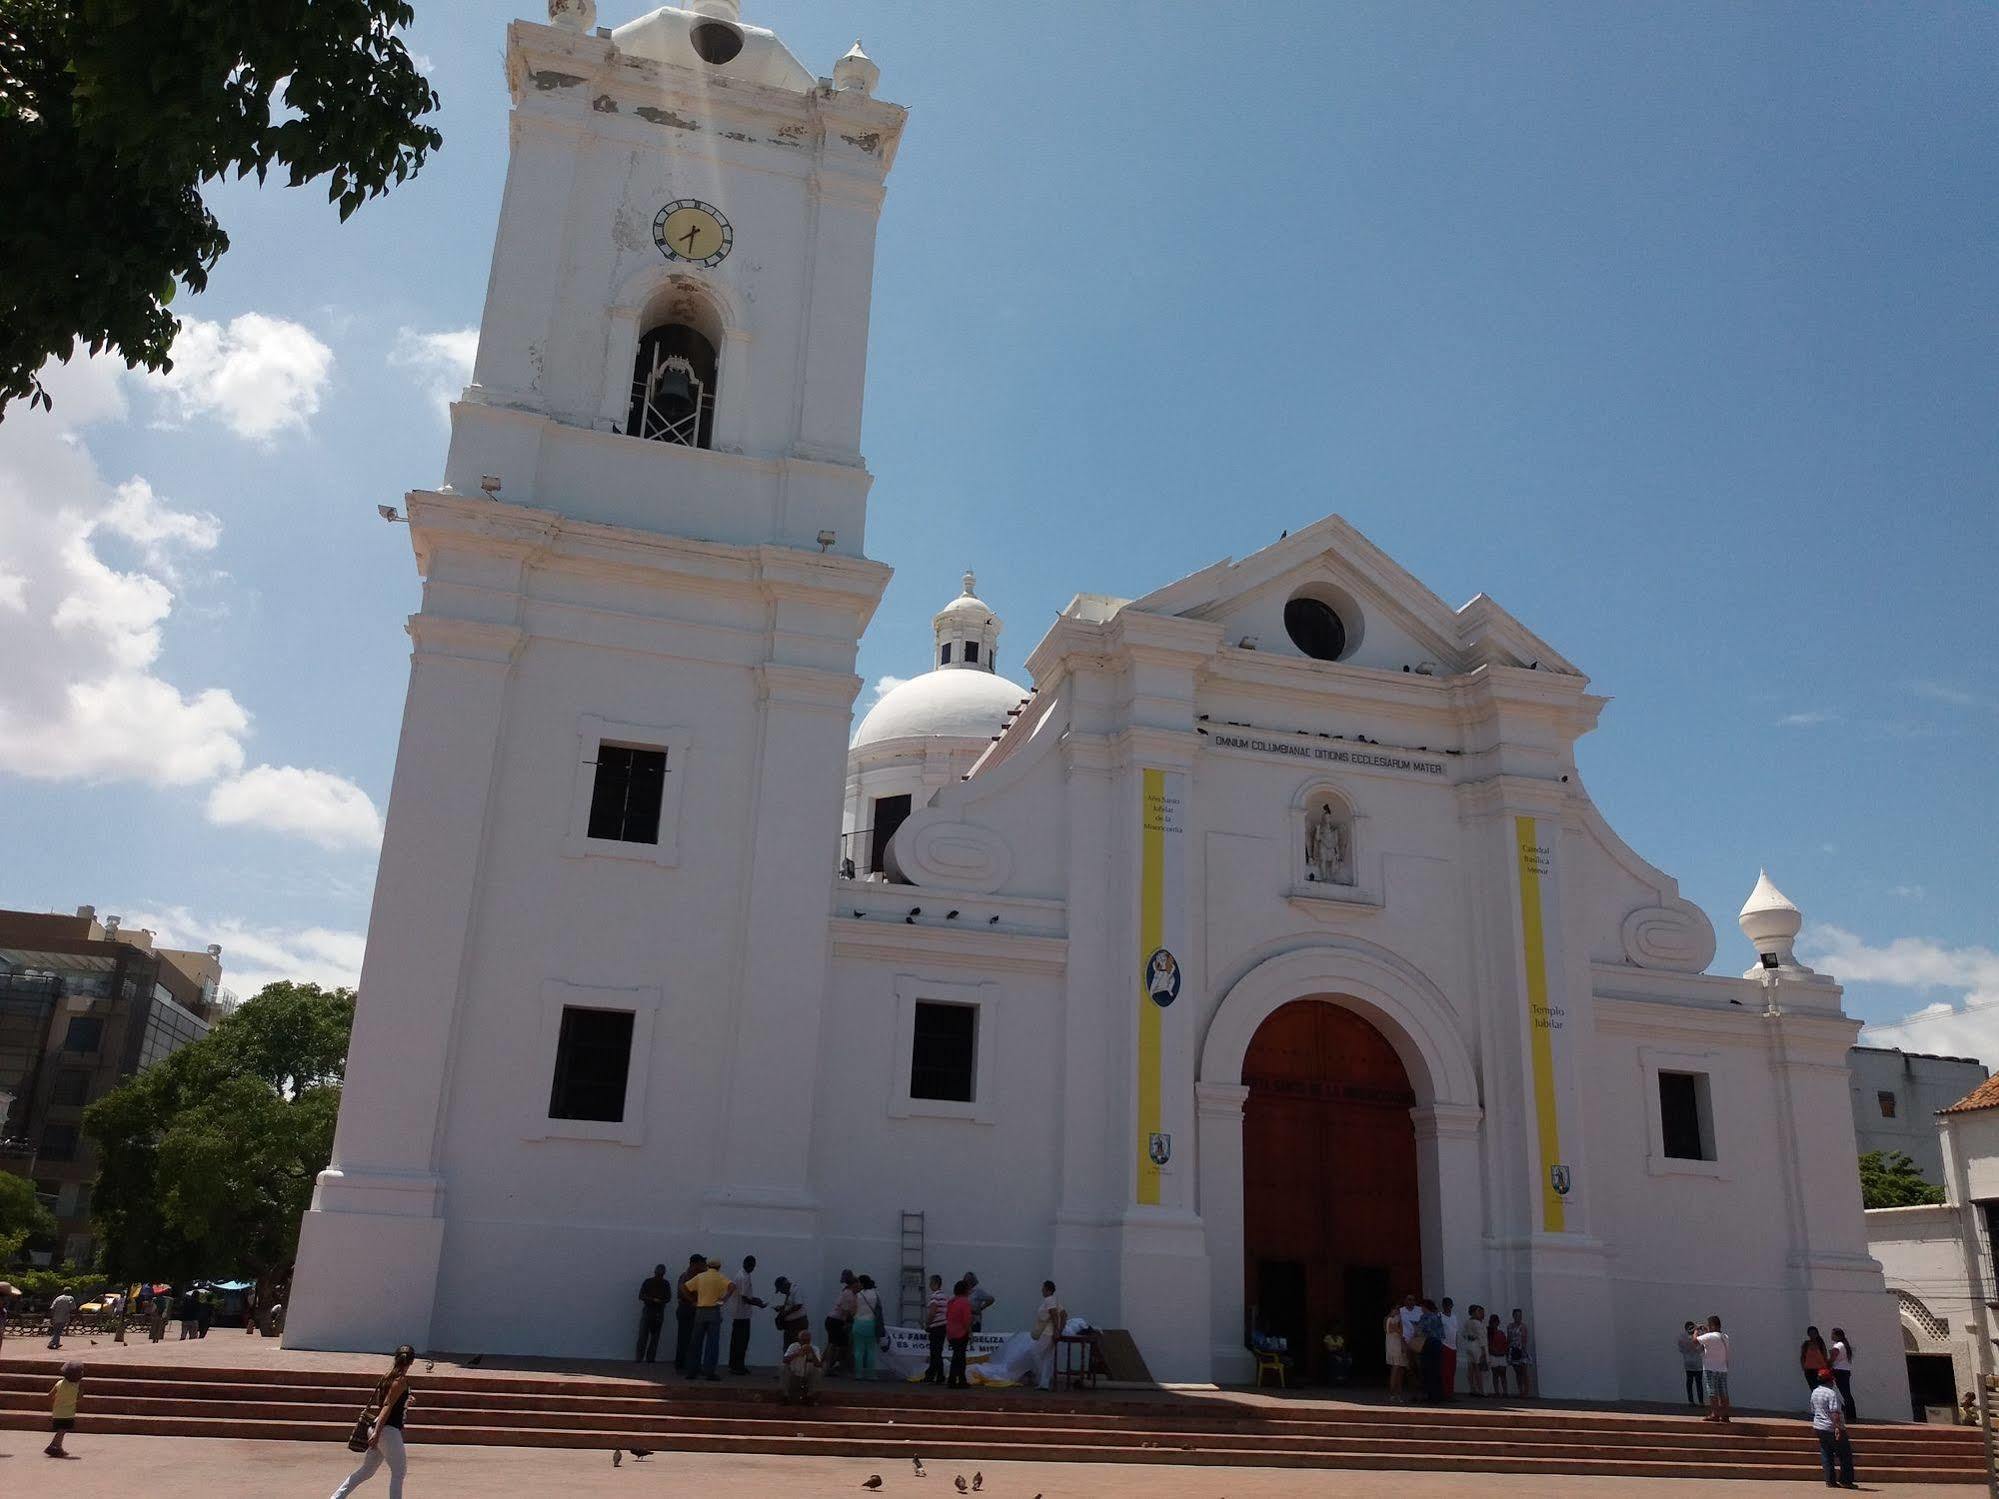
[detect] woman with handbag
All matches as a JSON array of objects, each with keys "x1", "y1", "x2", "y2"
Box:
[
  {"x1": 850, "y1": 1275, "x2": 885, "y2": 1381},
  {"x1": 330, "y1": 1344, "x2": 416, "y2": 1498}
]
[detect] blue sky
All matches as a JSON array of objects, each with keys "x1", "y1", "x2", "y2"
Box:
[{"x1": 1, "y1": 2, "x2": 1993, "y2": 1055}]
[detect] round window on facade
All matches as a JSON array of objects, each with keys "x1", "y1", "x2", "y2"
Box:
[{"x1": 1283, "y1": 596, "x2": 1348, "y2": 661}]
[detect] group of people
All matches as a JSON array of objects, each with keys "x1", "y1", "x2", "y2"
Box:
[
  {"x1": 637, "y1": 1256, "x2": 1061, "y2": 1397},
  {"x1": 636, "y1": 1254, "x2": 771, "y2": 1380},
  {"x1": 1671, "y1": 1318, "x2": 1858, "y2": 1428},
  {"x1": 1383, "y1": 1295, "x2": 1533, "y2": 1403},
  {"x1": 19, "y1": 1282, "x2": 281, "y2": 1350}
]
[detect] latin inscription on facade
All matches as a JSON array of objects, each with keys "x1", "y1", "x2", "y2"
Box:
[{"x1": 1210, "y1": 732, "x2": 1446, "y2": 776}]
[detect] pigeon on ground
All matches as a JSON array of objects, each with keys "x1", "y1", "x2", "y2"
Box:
[
  {"x1": 913, "y1": 1457, "x2": 926, "y2": 1476},
  {"x1": 972, "y1": 1476, "x2": 983, "y2": 1493},
  {"x1": 467, "y1": 1354, "x2": 484, "y2": 1367},
  {"x1": 629, "y1": 1449, "x2": 654, "y2": 1459},
  {"x1": 612, "y1": 1451, "x2": 621, "y2": 1467},
  {"x1": 955, "y1": 1479, "x2": 969, "y2": 1495},
  {"x1": 862, "y1": 1479, "x2": 884, "y2": 1492}
]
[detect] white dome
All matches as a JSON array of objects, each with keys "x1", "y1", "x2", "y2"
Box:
[{"x1": 853, "y1": 668, "x2": 1027, "y2": 750}]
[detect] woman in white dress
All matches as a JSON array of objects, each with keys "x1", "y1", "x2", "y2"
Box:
[{"x1": 1384, "y1": 1307, "x2": 1409, "y2": 1400}]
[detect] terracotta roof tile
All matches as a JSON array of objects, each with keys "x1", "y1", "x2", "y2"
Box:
[{"x1": 1941, "y1": 1074, "x2": 1999, "y2": 1115}]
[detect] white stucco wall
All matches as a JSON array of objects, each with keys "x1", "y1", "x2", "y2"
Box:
[{"x1": 1851, "y1": 1048, "x2": 1988, "y2": 1184}]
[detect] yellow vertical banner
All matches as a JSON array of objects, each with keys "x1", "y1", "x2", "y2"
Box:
[
  {"x1": 1137, "y1": 769, "x2": 1184, "y2": 1206},
  {"x1": 1515, "y1": 815, "x2": 1567, "y2": 1233}
]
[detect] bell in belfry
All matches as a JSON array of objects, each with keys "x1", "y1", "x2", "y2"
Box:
[{"x1": 654, "y1": 361, "x2": 694, "y2": 409}]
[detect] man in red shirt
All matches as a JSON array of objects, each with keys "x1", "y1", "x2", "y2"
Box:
[{"x1": 945, "y1": 1280, "x2": 975, "y2": 1389}]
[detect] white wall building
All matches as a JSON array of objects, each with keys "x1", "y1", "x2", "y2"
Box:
[
  {"x1": 1850, "y1": 1046, "x2": 1987, "y2": 1186},
  {"x1": 1867, "y1": 1076, "x2": 1999, "y2": 1421},
  {"x1": 288, "y1": 0, "x2": 1905, "y2": 1415}
]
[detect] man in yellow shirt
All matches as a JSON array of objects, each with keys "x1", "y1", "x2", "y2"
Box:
[{"x1": 685, "y1": 1257, "x2": 734, "y2": 1380}]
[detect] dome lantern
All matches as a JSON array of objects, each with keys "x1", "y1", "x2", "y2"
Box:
[{"x1": 933, "y1": 569, "x2": 1002, "y2": 673}]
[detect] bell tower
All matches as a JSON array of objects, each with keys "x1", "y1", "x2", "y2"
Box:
[
  {"x1": 444, "y1": 0, "x2": 903, "y2": 556},
  {"x1": 286, "y1": 3, "x2": 908, "y2": 1354}
]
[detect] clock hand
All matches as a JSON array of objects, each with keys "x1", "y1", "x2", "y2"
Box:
[{"x1": 680, "y1": 224, "x2": 699, "y2": 253}]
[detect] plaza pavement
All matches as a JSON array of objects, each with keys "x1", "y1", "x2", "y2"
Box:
[{"x1": 0, "y1": 1434, "x2": 1976, "y2": 1497}]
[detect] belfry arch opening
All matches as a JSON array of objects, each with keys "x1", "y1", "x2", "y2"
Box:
[
  {"x1": 627, "y1": 283, "x2": 723, "y2": 449},
  {"x1": 1242, "y1": 998, "x2": 1421, "y2": 1383}
]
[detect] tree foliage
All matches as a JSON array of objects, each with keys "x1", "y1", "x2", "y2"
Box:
[
  {"x1": 0, "y1": 1169, "x2": 58, "y2": 1262},
  {"x1": 1859, "y1": 1149, "x2": 1946, "y2": 1209},
  {"x1": 84, "y1": 980, "x2": 355, "y2": 1284},
  {"x1": 0, "y1": 0, "x2": 441, "y2": 415}
]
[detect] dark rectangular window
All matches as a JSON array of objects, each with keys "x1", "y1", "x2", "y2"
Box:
[
  {"x1": 1878, "y1": 1090, "x2": 1898, "y2": 1119},
  {"x1": 940, "y1": 643, "x2": 952, "y2": 666},
  {"x1": 909, "y1": 1001, "x2": 977, "y2": 1103},
  {"x1": 1658, "y1": 1071, "x2": 1712, "y2": 1161},
  {"x1": 586, "y1": 744, "x2": 666, "y2": 844},
  {"x1": 548, "y1": 1006, "x2": 635, "y2": 1122},
  {"x1": 62, "y1": 1016, "x2": 104, "y2": 1053},
  {"x1": 869, "y1": 793, "x2": 912, "y2": 876},
  {"x1": 38, "y1": 1122, "x2": 79, "y2": 1161},
  {"x1": 49, "y1": 1071, "x2": 89, "y2": 1107},
  {"x1": 963, "y1": 640, "x2": 980, "y2": 664}
]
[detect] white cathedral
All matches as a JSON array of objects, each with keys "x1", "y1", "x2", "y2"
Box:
[{"x1": 288, "y1": 0, "x2": 1901, "y2": 1411}]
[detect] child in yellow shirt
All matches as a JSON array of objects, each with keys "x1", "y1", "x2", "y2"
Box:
[{"x1": 46, "y1": 1360, "x2": 82, "y2": 1457}]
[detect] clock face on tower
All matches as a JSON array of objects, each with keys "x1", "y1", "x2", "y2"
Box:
[{"x1": 654, "y1": 199, "x2": 733, "y2": 267}]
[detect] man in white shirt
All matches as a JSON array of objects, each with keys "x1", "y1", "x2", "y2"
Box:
[
  {"x1": 1031, "y1": 1281, "x2": 1066, "y2": 1392},
  {"x1": 1696, "y1": 1314, "x2": 1732, "y2": 1424},
  {"x1": 1397, "y1": 1292, "x2": 1423, "y2": 1346},
  {"x1": 1810, "y1": 1368, "x2": 1856, "y2": 1487},
  {"x1": 780, "y1": 1326, "x2": 823, "y2": 1405},
  {"x1": 723, "y1": 1255, "x2": 766, "y2": 1375}
]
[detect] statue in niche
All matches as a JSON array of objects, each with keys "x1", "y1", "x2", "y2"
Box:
[{"x1": 1307, "y1": 802, "x2": 1352, "y2": 886}]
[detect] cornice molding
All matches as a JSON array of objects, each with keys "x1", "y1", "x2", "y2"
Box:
[{"x1": 828, "y1": 917, "x2": 1068, "y2": 974}]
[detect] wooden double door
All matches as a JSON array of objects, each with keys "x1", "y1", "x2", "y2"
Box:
[{"x1": 1242, "y1": 999, "x2": 1422, "y2": 1382}]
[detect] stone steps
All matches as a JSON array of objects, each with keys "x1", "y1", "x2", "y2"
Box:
[{"x1": 0, "y1": 1360, "x2": 1978, "y2": 1482}]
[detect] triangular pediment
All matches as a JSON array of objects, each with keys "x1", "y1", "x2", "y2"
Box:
[{"x1": 1124, "y1": 514, "x2": 1581, "y2": 678}]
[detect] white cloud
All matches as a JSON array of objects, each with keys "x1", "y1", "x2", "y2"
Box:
[
  {"x1": 1810, "y1": 924, "x2": 1999, "y2": 1066},
  {"x1": 1808, "y1": 925, "x2": 1999, "y2": 1002},
  {"x1": 389, "y1": 326, "x2": 477, "y2": 422},
  {"x1": 206, "y1": 764, "x2": 383, "y2": 850},
  {"x1": 1775, "y1": 710, "x2": 1839, "y2": 728},
  {"x1": 871, "y1": 675, "x2": 909, "y2": 701},
  {"x1": 0, "y1": 348, "x2": 376, "y2": 843},
  {"x1": 1909, "y1": 679, "x2": 1986, "y2": 710},
  {"x1": 0, "y1": 354, "x2": 249, "y2": 785},
  {"x1": 126, "y1": 905, "x2": 367, "y2": 996},
  {"x1": 144, "y1": 313, "x2": 334, "y2": 442},
  {"x1": 1888, "y1": 884, "x2": 1927, "y2": 900}
]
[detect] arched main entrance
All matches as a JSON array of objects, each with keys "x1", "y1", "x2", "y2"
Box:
[{"x1": 1243, "y1": 998, "x2": 1421, "y2": 1382}]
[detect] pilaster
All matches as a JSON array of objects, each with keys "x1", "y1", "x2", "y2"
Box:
[
  {"x1": 702, "y1": 659, "x2": 863, "y2": 1240},
  {"x1": 286, "y1": 608, "x2": 525, "y2": 1351}
]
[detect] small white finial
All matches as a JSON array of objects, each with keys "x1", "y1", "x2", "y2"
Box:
[
  {"x1": 962, "y1": 569, "x2": 977, "y2": 597},
  {"x1": 835, "y1": 38, "x2": 880, "y2": 95},
  {"x1": 547, "y1": 0, "x2": 596, "y2": 33},
  {"x1": 1738, "y1": 869, "x2": 1809, "y2": 976}
]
